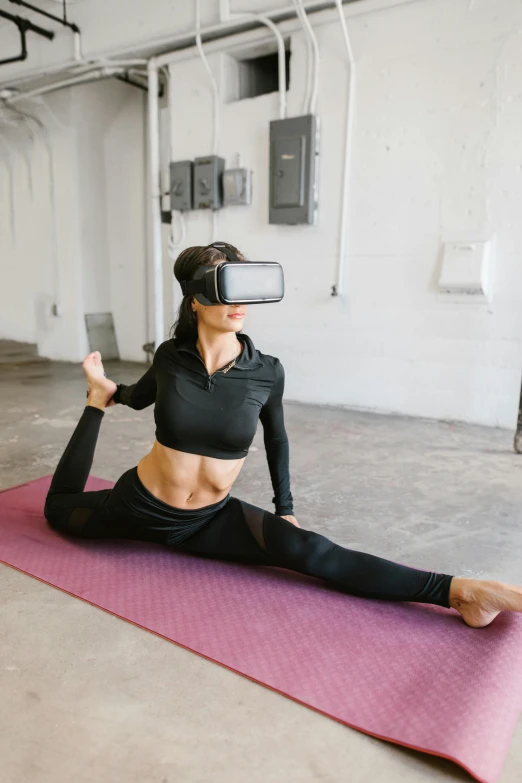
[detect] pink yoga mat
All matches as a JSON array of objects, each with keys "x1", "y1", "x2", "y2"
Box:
[{"x1": 1, "y1": 476, "x2": 521, "y2": 783}]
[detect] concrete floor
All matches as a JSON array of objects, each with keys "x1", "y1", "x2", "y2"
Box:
[{"x1": 1, "y1": 357, "x2": 521, "y2": 783}]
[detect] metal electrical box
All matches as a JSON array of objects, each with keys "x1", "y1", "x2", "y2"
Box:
[
  {"x1": 170, "y1": 160, "x2": 193, "y2": 211},
  {"x1": 194, "y1": 155, "x2": 225, "y2": 210},
  {"x1": 269, "y1": 114, "x2": 319, "y2": 225},
  {"x1": 223, "y1": 168, "x2": 252, "y2": 206}
]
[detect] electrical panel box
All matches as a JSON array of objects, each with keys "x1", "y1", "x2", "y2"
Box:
[
  {"x1": 269, "y1": 114, "x2": 319, "y2": 225},
  {"x1": 223, "y1": 168, "x2": 252, "y2": 206},
  {"x1": 170, "y1": 160, "x2": 193, "y2": 211},
  {"x1": 438, "y1": 240, "x2": 493, "y2": 299},
  {"x1": 193, "y1": 155, "x2": 225, "y2": 210}
]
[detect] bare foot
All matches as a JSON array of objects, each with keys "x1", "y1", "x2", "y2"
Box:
[
  {"x1": 450, "y1": 577, "x2": 522, "y2": 628},
  {"x1": 82, "y1": 351, "x2": 117, "y2": 411}
]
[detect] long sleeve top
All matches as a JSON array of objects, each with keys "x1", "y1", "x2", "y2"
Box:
[{"x1": 112, "y1": 333, "x2": 293, "y2": 516}]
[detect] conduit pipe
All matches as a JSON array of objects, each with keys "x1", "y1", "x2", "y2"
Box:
[
  {"x1": 71, "y1": 57, "x2": 147, "y2": 75},
  {"x1": 193, "y1": 0, "x2": 221, "y2": 244},
  {"x1": 8, "y1": 0, "x2": 80, "y2": 34},
  {"x1": 1, "y1": 1, "x2": 421, "y2": 94},
  {"x1": 5, "y1": 66, "x2": 127, "y2": 103},
  {"x1": 294, "y1": 0, "x2": 320, "y2": 115},
  {"x1": 152, "y1": 1, "x2": 347, "y2": 70},
  {"x1": 195, "y1": 0, "x2": 220, "y2": 158},
  {"x1": 147, "y1": 60, "x2": 165, "y2": 353},
  {"x1": 332, "y1": 0, "x2": 356, "y2": 297},
  {"x1": 293, "y1": 1, "x2": 313, "y2": 114}
]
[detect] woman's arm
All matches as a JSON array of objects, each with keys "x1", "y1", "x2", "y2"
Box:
[
  {"x1": 259, "y1": 359, "x2": 294, "y2": 516},
  {"x1": 112, "y1": 364, "x2": 157, "y2": 410}
]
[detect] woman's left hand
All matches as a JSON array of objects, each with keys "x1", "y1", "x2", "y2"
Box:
[{"x1": 280, "y1": 514, "x2": 300, "y2": 528}]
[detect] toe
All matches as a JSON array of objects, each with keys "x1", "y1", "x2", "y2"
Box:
[{"x1": 82, "y1": 352, "x2": 101, "y2": 374}]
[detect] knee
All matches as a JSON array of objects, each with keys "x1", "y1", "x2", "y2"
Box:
[
  {"x1": 44, "y1": 496, "x2": 66, "y2": 533},
  {"x1": 265, "y1": 517, "x2": 334, "y2": 572},
  {"x1": 44, "y1": 495, "x2": 54, "y2": 524},
  {"x1": 289, "y1": 529, "x2": 334, "y2": 572}
]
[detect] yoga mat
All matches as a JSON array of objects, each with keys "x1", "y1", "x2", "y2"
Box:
[{"x1": 1, "y1": 477, "x2": 522, "y2": 783}]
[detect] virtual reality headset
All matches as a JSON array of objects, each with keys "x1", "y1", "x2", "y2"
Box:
[{"x1": 180, "y1": 242, "x2": 284, "y2": 306}]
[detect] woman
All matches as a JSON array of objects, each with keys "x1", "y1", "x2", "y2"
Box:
[{"x1": 45, "y1": 243, "x2": 522, "y2": 629}]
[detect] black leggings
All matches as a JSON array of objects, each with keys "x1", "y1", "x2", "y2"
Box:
[{"x1": 44, "y1": 407, "x2": 454, "y2": 607}]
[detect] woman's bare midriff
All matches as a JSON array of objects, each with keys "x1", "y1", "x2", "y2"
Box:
[{"x1": 137, "y1": 440, "x2": 246, "y2": 510}]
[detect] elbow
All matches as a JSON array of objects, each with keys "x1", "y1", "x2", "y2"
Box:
[
  {"x1": 264, "y1": 435, "x2": 289, "y2": 448},
  {"x1": 130, "y1": 399, "x2": 153, "y2": 411}
]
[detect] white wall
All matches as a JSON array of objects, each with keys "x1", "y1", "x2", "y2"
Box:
[
  {"x1": 0, "y1": 90, "x2": 86, "y2": 360},
  {"x1": 0, "y1": 80, "x2": 148, "y2": 361},
  {"x1": 76, "y1": 81, "x2": 126, "y2": 315},
  {"x1": 1, "y1": 0, "x2": 522, "y2": 428},
  {"x1": 105, "y1": 89, "x2": 151, "y2": 362},
  {"x1": 75, "y1": 80, "x2": 150, "y2": 362},
  {"x1": 165, "y1": 0, "x2": 522, "y2": 428}
]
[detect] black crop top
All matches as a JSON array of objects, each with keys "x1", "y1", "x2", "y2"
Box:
[{"x1": 112, "y1": 333, "x2": 293, "y2": 516}]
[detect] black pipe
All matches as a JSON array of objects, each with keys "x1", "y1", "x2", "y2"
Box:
[
  {"x1": 116, "y1": 73, "x2": 148, "y2": 93},
  {"x1": 0, "y1": 9, "x2": 55, "y2": 40},
  {"x1": 0, "y1": 20, "x2": 26, "y2": 67},
  {"x1": 0, "y1": 9, "x2": 55, "y2": 67},
  {"x1": 115, "y1": 72, "x2": 164, "y2": 97},
  {"x1": 8, "y1": 0, "x2": 80, "y2": 34}
]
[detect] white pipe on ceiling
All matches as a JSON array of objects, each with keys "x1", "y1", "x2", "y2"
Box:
[
  {"x1": 0, "y1": 0, "x2": 421, "y2": 94},
  {"x1": 5, "y1": 67, "x2": 126, "y2": 103}
]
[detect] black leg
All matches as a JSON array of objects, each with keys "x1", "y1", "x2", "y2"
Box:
[
  {"x1": 261, "y1": 510, "x2": 453, "y2": 607},
  {"x1": 44, "y1": 406, "x2": 112, "y2": 537},
  {"x1": 47, "y1": 406, "x2": 104, "y2": 497}
]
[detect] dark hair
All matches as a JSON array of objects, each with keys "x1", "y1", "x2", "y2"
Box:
[{"x1": 170, "y1": 242, "x2": 246, "y2": 345}]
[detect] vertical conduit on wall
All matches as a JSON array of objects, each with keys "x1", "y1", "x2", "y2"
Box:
[
  {"x1": 147, "y1": 61, "x2": 165, "y2": 354},
  {"x1": 333, "y1": 0, "x2": 356, "y2": 298}
]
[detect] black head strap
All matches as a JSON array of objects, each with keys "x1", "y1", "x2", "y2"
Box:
[
  {"x1": 180, "y1": 279, "x2": 206, "y2": 296},
  {"x1": 180, "y1": 243, "x2": 239, "y2": 296},
  {"x1": 207, "y1": 242, "x2": 240, "y2": 263}
]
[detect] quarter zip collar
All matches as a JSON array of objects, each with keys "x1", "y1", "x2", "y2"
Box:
[{"x1": 176, "y1": 333, "x2": 263, "y2": 372}]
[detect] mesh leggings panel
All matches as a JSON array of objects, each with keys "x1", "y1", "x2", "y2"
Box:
[
  {"x1": 44, "y1": 489, "x2": 116, "y2": 539},
  {"x1": 237, "y1": 499, "x2": 267, "y2": 551}
]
